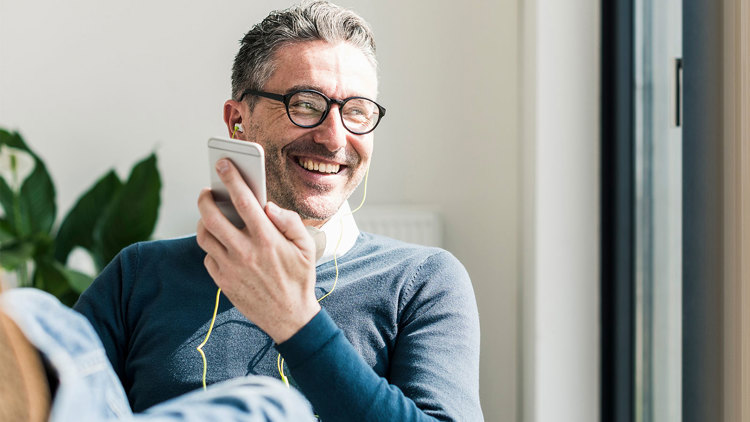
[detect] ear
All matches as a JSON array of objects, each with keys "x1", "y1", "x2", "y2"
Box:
[{"x1": 223, "y1": 99, "x2": 245, "y2": 139}]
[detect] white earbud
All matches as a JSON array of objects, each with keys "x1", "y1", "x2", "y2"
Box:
[{"x1": 234, "y1": 123, "x2": 244, "y2": 133}]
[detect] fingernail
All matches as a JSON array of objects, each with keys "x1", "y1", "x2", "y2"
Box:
[
  {"x1": 216, "y1": 159, "x2": 229, "y2": 174},
  {"x1": 267, "y1": 201, "x2": 281, "y2": 215}
]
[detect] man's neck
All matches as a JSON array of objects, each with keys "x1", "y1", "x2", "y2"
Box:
[
  {"x1": 302, "y1": 218, "x2": 327, "y2": 229},
  {"x1": 302, "y1": 201, "x2": 360, "y2": 266}
]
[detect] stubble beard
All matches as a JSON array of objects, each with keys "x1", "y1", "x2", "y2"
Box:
[{"x1": 262, "y1": 140, "x2": 366, "y2": 223}]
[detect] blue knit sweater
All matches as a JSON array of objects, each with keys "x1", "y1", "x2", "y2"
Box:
[{"x1": 74, "y1": 233, "x2": 483, "y2": 421}]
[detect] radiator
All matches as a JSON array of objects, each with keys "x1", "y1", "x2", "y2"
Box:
[{"x1": 353, "y1": 206, "x2": 443, "y2": 248}]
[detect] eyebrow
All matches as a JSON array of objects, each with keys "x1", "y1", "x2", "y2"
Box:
[
  {"x1": 284, "y1": 84, "x2": 376, "y2": 101},
  {"x1": 285, "y1": 84, "x2": 324, "y2": 95}
]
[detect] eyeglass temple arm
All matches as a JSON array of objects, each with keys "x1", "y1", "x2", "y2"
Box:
[{"x1": 239, "y1": 90, "x2": 286, "y2": 103}]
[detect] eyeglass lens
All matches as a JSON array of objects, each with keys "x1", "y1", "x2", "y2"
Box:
[{"x1": 288, "y1": 91, "x2": 380, "y2": 133}]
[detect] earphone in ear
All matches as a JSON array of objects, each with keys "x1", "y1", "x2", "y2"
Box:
[{"x1": 232, "y1": 123, "x2": 244, "y2": 139}]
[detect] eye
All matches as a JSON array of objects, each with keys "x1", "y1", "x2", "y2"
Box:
[
  {"x1": 343, "y1": 99, "x2": 377, "y2": 121},
  {"x1": 345, "y1": 106, "x2": 366, "y2": 116},
  {"x1": 289, "y1": 91, "x2": 326, "y2": 114},
  {"x1": 292, "y1": 101, "x2": 319, "y2": 111}
]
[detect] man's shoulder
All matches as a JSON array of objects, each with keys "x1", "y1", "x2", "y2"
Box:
[
  {"x1": 122, "y1": 235, "x2": 202, "y2": 258},
  {"x1": 353, "y1": 233, "x2": 477, "y2": 323},
  {"x1": 108, "y1": 235, "x2": 204, "y2": 275},
  {"x1": 85, "y1": 234, "x2": 207, "y2": 302},
  {"x1": 355, "y1": 231, "x2": 438, "y2": 254},
  {"x1": 353, "y1": 232, "x2": 465, "y2": 272}
]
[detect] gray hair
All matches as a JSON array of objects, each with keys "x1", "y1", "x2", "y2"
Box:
[{"x1": 231, "y1": 1, "x2": 377, "y2": 106}]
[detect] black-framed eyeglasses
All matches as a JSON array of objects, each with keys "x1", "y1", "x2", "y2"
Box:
[{"x1": 239, "y1": 89, "x2": 386, "y2": 135}]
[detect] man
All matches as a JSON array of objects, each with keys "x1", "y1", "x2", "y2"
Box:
[
  {"x1": 1, "y1": 287, "x2": 315, "y2": 421},
  {"x1": 75, "y1": 2, "x2": 482, "y2": 421}
]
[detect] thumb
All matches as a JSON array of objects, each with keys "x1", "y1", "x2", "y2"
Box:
[{"x1": 265, "y1": 202, "x2": 316, "y2": 261}]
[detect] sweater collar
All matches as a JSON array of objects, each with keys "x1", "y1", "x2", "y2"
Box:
[{"x1": 306, "y1": 201, "x2": 360, "y2": 267}]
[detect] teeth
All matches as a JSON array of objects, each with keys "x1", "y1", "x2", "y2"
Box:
[{"x1": 299, "y1": 158, "x2": 340, "y2": 174}]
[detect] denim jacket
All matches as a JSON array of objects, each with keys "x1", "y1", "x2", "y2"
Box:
[{"x1": 1, "y1": 288, "x2": 314, "y2": 422}]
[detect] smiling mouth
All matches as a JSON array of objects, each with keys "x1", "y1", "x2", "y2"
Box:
[{"x1": 297, "y1": 157, "x2": 343, "y2": 174}]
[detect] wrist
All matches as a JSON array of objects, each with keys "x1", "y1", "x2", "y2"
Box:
[{"x1": 272, "y1": 301, "x2": 321, "y2": 344}]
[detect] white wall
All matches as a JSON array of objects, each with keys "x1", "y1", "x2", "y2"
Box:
[
  {"x1": 521, "y1": 0, "x2": 601, "y2": 421},
  {"x1": 0, "y1": 1, "x2": 520, "y2": 420}
]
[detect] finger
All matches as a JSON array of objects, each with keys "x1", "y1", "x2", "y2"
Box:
[
  {"x1": 196, "y1": 218, "x2": 227, "y2": 257},
  {"x1": 215, "y1": 159, "x2": 267, "y2": 235},
  {"x1": 203, "y1": 254, "x2": 222, "y2": 285},
  {"x1": 265, "y1": 202, "x2": 316, "y2": 261},
  {"x1": 197, "y1": 187, "x2": 243, "y2": 249}
]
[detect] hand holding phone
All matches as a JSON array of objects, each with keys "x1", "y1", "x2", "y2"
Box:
[{"x1": 207, "y1": 137, "x2": 266, "y2": 228}]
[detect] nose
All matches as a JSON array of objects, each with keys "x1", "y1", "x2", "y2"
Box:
[{"x1": 312, "y1": 105, "x2": 348, "y2": 152}]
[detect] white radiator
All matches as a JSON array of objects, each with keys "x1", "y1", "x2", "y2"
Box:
[{"x1": 354, "y1": 206, "x2": 443, "y2": 248}]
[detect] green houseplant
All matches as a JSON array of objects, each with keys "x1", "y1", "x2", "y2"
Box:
[{"x1": 0, "y1": 128, "x2": 161, "y2": 305}]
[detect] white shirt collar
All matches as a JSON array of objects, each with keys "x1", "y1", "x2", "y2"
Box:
[{"x1": 306, "y1": 201, "x2": 360, "y2": 267}]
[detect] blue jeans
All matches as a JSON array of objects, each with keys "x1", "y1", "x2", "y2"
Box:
[{"x1": 1, "y1": 288, "x2": 315, "y2": 422}]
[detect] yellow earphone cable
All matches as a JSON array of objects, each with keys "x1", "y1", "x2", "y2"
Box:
[
  {"x1": 196, "y1": 123, "x2": 239, "y2": 390},
  {"x1": 277, "y1": 165, "x2": 370, "y2": 386},
  {"x1": 197, "y1": 287, "x2": 222, "y2": 390},
  {"x1": 197, "y1": 156, "x2": 370, "y2": 390}
]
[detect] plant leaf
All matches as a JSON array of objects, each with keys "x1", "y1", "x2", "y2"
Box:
[
  {"x1": 0, "y1": 170, "x2": 14, "y2": 220},
  {"x1": 0, "y1": 218, "x2": 14, "y2": 244},
  {"x1": 0, "y1": 129, "x2": 56, "y2": 236},
  {"x1": 55, "y1": 170, "x2": 121, "y2": 263},
  {"x1": 62, "y1": 269, "x2": 94, "y2": 294},
  {"x1": 54, "y1": 261, "x2": 94, "y2": 294},
  {"x1": 33, "y1": 260, "x2": 78, "y2": 307},
  {"x1": 0, "y1": 241, "x2": 35, "y2": 270},
  {"x1": 0, "y1": 130, "x2": 24, "y2": 230},
  {"x1": 0, "y1": 128, "x2": 14, "y2": 218},
  {"x1": 18, "y1": 155, "x2": 56, "y2": 235},
  {"x1": 93, "y1": 154, "x2": 161, "y2": 268},
  {"x1": 0, "y1": 128, "x2": 31, "y2": 150}
]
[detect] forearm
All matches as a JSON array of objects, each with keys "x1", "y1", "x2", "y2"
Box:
[
  {"x1": 137, "y1": 376, "x2": 315, "y2": 422},
  {"x1": 275, "y1": 309, "x2": 442, "y2": 422}
]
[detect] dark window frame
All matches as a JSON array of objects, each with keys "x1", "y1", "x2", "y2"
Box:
[{"x1": 600, "y1": 0, "x2": 635, "y2": 421}]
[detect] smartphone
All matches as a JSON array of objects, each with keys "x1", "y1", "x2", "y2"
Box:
[{"x1": 207, "y1": 137, "x2": 266, "y2": 228}]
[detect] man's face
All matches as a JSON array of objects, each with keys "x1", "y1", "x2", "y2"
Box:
[{"x1": 240, "y1": 41, "x2": 377, "y2": 225}]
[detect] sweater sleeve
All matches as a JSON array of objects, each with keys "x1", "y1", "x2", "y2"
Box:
[
  {"x1": 276, "y1": 309, "x2": 436, "y2": 422},
  {"x1": 73, "y1": 245, "x2": 134, "y2": 385},
  {"x1": 276, "y1": 250, "x2": 483, "y2": 422}
]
